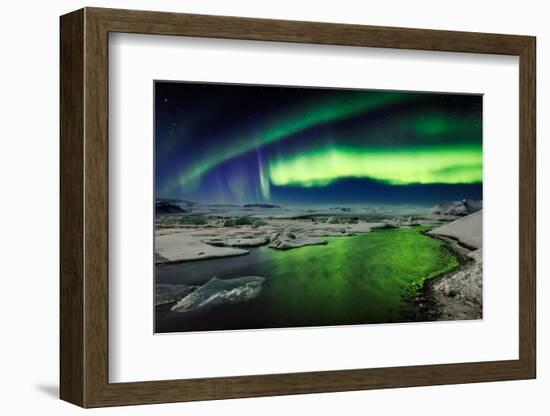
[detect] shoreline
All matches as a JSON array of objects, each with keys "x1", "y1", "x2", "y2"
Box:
[{"x1": 418, "y1": 228, "x2": 482, "y2": 321}]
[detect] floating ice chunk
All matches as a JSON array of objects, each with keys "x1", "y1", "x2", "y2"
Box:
[
  {"x1": 206, "y1": 236, "x2": 269, "y2": 247},
  {"x1": 170, "y1": 276, "x2": 266, "y2": 313},
  {"x1": 269, "y1": 231, "x2": 327, "y2": 249},
  {"x1": 155, "y1": 284, "x2": 196, "y2": 306},
  {"x1": 155, "y1": 232, "x2": 249, "y2": 263}
]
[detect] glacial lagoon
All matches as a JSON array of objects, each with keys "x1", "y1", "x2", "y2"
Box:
[{"x1": 155, "y1": 227, "x2": 459, "y2": 333}]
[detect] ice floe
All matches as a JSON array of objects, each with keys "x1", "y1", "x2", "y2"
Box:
[{"x1": 170, "y1": 276, "x2": 266, "y2": 313}]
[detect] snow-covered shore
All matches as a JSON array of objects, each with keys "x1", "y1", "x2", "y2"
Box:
[{"x1": 422, "y1": 210, "x2": 483, "y2": 320}]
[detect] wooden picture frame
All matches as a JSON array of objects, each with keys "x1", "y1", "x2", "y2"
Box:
[{"x1": 60, "y1": 7, "x2": 536, "y2": 408}]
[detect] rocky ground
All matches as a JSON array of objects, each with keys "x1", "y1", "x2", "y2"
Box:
[{"x1": 421, "y1": 210, "x2": 483, "y2": 320}]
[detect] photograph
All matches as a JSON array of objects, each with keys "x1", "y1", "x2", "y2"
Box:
[{"x1": 153, "y1": 81, "x2": 483, "y2": 333}]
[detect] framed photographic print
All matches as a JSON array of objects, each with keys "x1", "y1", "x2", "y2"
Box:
[{"x1": 60, "y1": 7, "x2": 536, "y2": 407}]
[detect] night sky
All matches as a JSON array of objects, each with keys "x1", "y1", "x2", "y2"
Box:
[{"x1": 155, "y1": 82, "x2": 482, "y2": 206}]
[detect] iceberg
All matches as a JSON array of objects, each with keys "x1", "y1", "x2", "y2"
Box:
[
  {"x1": 170, "y1": 276, "x2": 266, "y2": 313},
  {"x1": 269, "y1": 231, "x2": 327, "y2": 249},
  {"x1": 155, "y1": 284, "x2": 197, "y2": 306}
]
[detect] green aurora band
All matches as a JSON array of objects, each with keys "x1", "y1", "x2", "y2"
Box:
[
  {"x1": 268, "y1": 144, "x2": 482, "y2": 187},
  {"x1": 160, "y1": 91, "x2": 423, "y2": 195}
]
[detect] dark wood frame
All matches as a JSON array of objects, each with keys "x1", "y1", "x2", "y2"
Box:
[{"x1": 60, "y1": 7, "x2": 536, "y2": 408}]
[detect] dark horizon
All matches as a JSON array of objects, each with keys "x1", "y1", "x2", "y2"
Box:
[{"x1": 155, "y1": 82, "x2": 482, "y2": 206}]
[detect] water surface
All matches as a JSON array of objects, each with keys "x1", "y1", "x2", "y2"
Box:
[{"x1": 155, "y1": 227, "x2": 458, "y2": 332}]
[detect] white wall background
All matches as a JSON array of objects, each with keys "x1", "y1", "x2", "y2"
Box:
[{"x1": 0, "y1": 0, "x2": 545, "y2": 414}]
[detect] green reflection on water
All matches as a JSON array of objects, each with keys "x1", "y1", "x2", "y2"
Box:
[{"x1": 254, "y1": 226, "x2": 459, "y2": 326}]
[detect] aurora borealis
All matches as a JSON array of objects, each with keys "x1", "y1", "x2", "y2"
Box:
[
  {"x1": 155, "y1": 82, "x2": 482, "y2": 205},
  {"x1": 269, "y1": 144, "x2": 482, "y2": 187}
]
